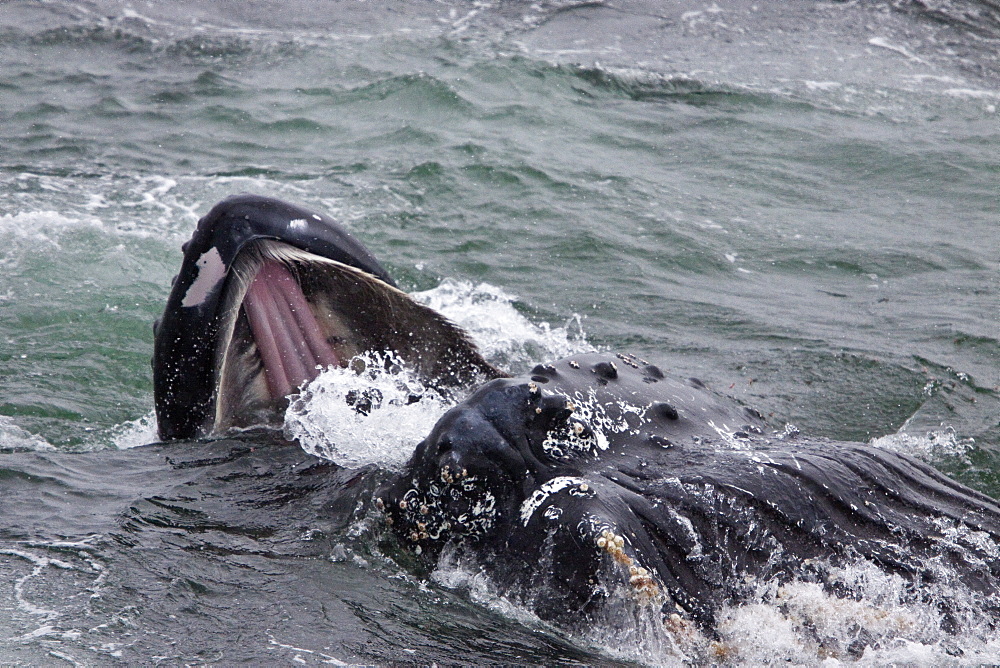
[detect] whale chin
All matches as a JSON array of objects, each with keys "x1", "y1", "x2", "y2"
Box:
[{"x1": 212, "y1": 240, "x2": 502, "y2": 435}]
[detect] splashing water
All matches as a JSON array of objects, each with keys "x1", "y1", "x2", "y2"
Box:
[
  {"x1": 709, "y1": 558, "x2": 1000, "y2": 665},
  {"x1": 871, "y1": 427, "x2": 975, "y2": 463},
  {"x1": 430, "y1": 545, "x2": 1000, "y2": 667},
  {"x1": 284, "y1": 280, "x2": 594, "y2": 468},
  {"x1": 109, "y1": 412, "x2": 159, "y2": 450},
  {"x1": 0, "y1": 416, "x2": 54, "y2": 452},
  {"x1": 432, "y1": 546, "x2": 548, "y2": 631},
  {"x1": 412, "y1": 279, "x2": 594, "y2": 371},
  {"x1": 284, "y1": 351, "x2": 455, "y2": 470}
]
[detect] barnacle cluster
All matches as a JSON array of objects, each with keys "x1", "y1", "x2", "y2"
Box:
[
  {"x1": 381, "y1": 466, "x2": 497, "y2": 555},
  {"x1": 615, "y1": 352, "x2": 646, "y2": 369},
  {"x1": 595, "y1": 529, "x2": 661, "y2": 603},
  {"x1": 540, "y1": 414, "x2": 600, "y2": 461}
]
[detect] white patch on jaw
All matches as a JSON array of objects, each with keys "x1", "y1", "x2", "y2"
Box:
[
  {"x1": 289, "y1": 218, "x2": 308, "y2": 231},
  {"x1": 181, "y1": 247, "x2": 226, "y2": 307},
  {"x1": 519, "y1": 476, "x2": 591, "y2": 527}
]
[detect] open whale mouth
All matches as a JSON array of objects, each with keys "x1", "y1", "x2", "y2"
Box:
[
  {"x1": 153, "y1": 194, "x2": 503, "y2": 441},
  {"x1": 212, "y1": 240, "x2": 500, "y2": 433}
]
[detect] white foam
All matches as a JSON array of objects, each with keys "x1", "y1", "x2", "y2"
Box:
[
  {"x1": 804, "y1": 80, "x2": 842, "y2": 92},
  {"x1": 0, "y1": 548, "x2": 75, "y2": 619},
  {"x1": 267, "y1": 635, "x2": 350, "y2": 665},
  {"x1": 430, "y1": 540, "x2": 701, "y2": 665},
  {"x1": 870, "y1": 427, "x2": 974, "y2": 462},
  {"x1": 412, "y1": 278, "x2": 594, "y2": 370},
  {"x1": 0, "y1": 210, "x2": 104, "y2": 249},
  {"x1": 109, "y1": 412, "x2": 159, "y2": 449},
  {"x1": 712, "y1": 559, "x2": 1000, "y2": 664},
  {"x1": 0, "y1": 416, "x2": 55, "y2": 452},
  {"x1": 867, "y1": 37, "x2": 929, "y2": 65},
  {"x1": 284, "y1": 352, "x2": 455, "y2": 470},
  {"x1": 943, "y1": 88, "x2": 1000, "y2": 100}
]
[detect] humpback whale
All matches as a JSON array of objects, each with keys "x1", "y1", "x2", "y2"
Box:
[{"x1": 154, "y1": 195, "x2": 1000, "y2": 637}]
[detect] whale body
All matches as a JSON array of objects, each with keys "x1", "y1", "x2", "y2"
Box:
[{"x1": 381, "y1": 354, "x2": 1000, "y2": 631}]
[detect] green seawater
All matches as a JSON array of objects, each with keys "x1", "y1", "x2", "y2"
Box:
[{"x1": 0, "y1": 1, "x2": 998, "y2": 664}]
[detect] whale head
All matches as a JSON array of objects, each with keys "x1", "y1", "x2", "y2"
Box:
[
  {"x1": 381, "y1": 354, "x2": 779, "y2": 625},
  {"x1": 153, "y1": 194, "x2": 501, "y2": 440}
]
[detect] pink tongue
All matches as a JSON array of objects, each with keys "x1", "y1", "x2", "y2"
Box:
[{"x1": 242, "y1": 260, "x2": 340, "y2": 399}]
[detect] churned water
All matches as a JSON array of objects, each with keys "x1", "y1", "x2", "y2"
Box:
[{"x1": 0, "y1": 1, "x2": 998, "y2": 664}]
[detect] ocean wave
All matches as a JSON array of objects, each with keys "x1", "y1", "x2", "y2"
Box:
[
  {"x1": 570, "y1": 65, "x2": 747, "y2": 103},
  {"x1": 892, "y1": 0, "x2": 1000, "y2": 39},
  {"x1": 0, "y1": 417, "x2": 55, "y2": 452}
]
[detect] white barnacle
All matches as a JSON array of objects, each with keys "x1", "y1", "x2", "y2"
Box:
[
  {"x1": 471, "y1": 490, "x2": 496, "y2": 517},
  {"x1": 569, "y1": 360, "x2": 580, "y2": 369}
]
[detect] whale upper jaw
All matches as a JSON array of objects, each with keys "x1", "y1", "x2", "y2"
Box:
[{"x1": 153, "y1": 195, "x2": 501, "y2": 441}]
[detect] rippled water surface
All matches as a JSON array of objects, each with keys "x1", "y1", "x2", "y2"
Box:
[{"x1": 1, "y1": 1, "x2": 998, "y2": 664}]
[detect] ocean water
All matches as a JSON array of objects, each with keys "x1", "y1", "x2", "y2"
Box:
[{"x1": 0, "y1": 0, "x2": 998, "y2": 664}]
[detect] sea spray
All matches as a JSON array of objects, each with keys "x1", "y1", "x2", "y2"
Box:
[
  {"x1": 412, "y1": 278, "x2": 594, "y2": 371},
  {"x1": 284, "y1": 351, "x2": 455, "y2": 470}
]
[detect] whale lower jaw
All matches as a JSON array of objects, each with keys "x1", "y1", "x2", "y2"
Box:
[{"x1": 211, "y1": 240, "x2": 502, "y2": 434}]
